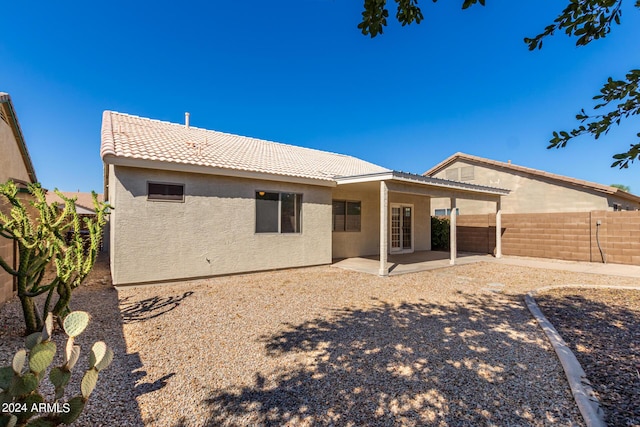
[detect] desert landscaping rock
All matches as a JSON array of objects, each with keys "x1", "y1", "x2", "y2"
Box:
[
  {"x1": 535, "y1": 287, "x2": 640, "y2": 427},
  {"x1": 2, "y1": 257, "x2": 639, "y2": 426}
]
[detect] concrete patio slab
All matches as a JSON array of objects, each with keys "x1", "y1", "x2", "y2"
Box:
[
  {"x1": 331, "y1": 250, "x2": 494, "y2": 276},
  {"x1": 332, "y1": 250, "x2": 640, "y2": 279}
]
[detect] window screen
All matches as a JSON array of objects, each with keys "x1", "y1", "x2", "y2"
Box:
[
  {"x1": 333, "y1": 200, "x2": 361, "y2": 231},
  {"x1": 256, "y1": 192, "x2": 302, "y2": 233},
  {"x1": 256, "y1": 192, "x2": 279, "y2": 233},
  {"x1": 281, "y1": 193, "x2": 302, "y2": 233},
  {"x1": 148, "y1": 182, "x2": 184, "y2": 201}
]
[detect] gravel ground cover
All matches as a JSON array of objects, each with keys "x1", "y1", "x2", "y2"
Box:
[
  {"x1": 0, "y1": 255, "x2": 143, "y2": 426},
  {"x1": 535, "y1": 287, "x2": 640, "y2": 427},
  {"x1": 2, "y1": 257, "x2": 638, "y2": 426}
]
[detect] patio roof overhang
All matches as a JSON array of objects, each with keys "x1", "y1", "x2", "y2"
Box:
[
  {"x1": 335, "y1": 170, "x2": 510, "y2": 200},
  {"x1": 335, "y1": 170, "x2": 510, "y2": 277}
]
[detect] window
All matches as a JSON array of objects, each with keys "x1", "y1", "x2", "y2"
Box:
[
  {"x1": 148, "y1": 182, "x2": 184, "y2": 201},
  {"x1": 445, "y1": 168, "x2": 459, "y2": 181},
  {"x1": 460, "y1": 166, "x2": 475, "y2": 181},
  {"x1": 333, "y1": 200, "x2": 361, "y2": 232},
  {"x1": 256, "y1": 191, "x2": 302, "y2": 233},
  {"x1": 434, "y1": 208, "x2": 459, "y2": 216}
]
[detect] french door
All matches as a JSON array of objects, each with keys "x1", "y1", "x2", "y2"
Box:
[{"x1": 390, "y1": 205, "x2": 413, "y2": 253}]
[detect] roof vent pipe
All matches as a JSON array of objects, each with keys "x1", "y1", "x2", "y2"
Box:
[{"x1": 185, "y1": 112, "x2": 190, "y2": 129}]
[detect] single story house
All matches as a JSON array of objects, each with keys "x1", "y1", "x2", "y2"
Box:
[
  {"x1": 425, "y1": 152, "x2": 640, "y2": 215},
  {"x1": 0, "y1": 93, "x2": 38, "y2": 304},
  {"x1": 45, "y1": 191, "x2": 104, "y2": 216},
  {"x1": 101, "y1": 112, "x2": 509, "y2": 285}
]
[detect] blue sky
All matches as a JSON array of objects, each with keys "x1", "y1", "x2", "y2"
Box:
[{"x1": 2, "y1": 1, "x2": 639, "y2": 193}]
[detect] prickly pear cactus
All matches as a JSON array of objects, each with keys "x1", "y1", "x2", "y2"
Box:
[{"x1": 0, "y1": 312, "x2": 113, "y2": 426}]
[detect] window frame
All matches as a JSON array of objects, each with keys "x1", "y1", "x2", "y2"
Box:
[
  {"x1": 434, "y1": 208, "x2": 459, "y2": 216},
  {"x1": 460, "y1": 166, "x2": 475, "y2": 181},
  {"x1": 332, "y1": 200, "x2": 362, "y2": 232},
  {"x1": 255, "y1": 191, "x2": 303, "y2": 234},
  {"x1": 147, "y1": 181, "x2": 185, "y2": 202}
]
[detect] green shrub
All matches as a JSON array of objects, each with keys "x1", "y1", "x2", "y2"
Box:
[{"x1": 431, "y1": 216, "x2": 450, "y2": 250}]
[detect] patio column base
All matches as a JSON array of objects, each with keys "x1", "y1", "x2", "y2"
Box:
[{"x1": 378, "y1": 268, "x2": 389, "y2": 277}]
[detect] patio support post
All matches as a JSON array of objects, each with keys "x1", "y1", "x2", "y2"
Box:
[
  {"x1": 495, "y1": 197, "x2": 502, "y2": 258},
  {"x1": 379, "y1": 180, "x2": 389, "y2": 276},
  {"x1": 449, "y1": 197, "x2": 457, "y2": 265}
]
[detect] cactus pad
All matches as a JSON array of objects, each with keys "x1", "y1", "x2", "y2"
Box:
[
  {"x1": 80, "y1": 369, "x2": 98, "y2": 399},
  {"x1": 59, "y1": 396, "x2": 85, "y2": 425},
  {"x1": 49, "y1": 367, "x2": 71, "y2": 389},
  {"x1": 42, "y1": 312, "x2": 54, "y2": 341},
  {"x1": 12, "y1": 349, "x2": 26, "y2": 375},
  {"x1": 5, "y1": 414, "x2": 17, "y2": 427},
  {"x1": 0, "y1": 366, "x2": 13, "y2": 390},
  {"x1": 89, "y1": 342, "x2": 107, "y2": 369},
  {"x1": 63, "y1": 311, "x2": 90, "y2": 338},
  {"x1": 9, "y1": 372, "x2": 38, "y2": 396},
  {"x1": 66, "y1": 345, "x2": 81, "y2": 371},
  {"x1": 17, "y1": 392, "x2": 44, "y2": 423},
  {"x1": 65, "y1": 337, "x2": 74, "y2": 363},
  {"x1": 25, "y1": 333, "x2": 43, "y2": 351},
  {"x1": 29, "y1": 342, "x2": 56, "y2": 374},
  {"x1": 95, "y1": 348, "x2": 113, "y2": 372}
]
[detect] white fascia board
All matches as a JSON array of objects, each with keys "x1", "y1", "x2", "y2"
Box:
[
  {"x1": 334, "y1": 172, "x2": 395, "y2": 185},
  {"x1": 103, "y1": 155, "x2": 337, "y2": 187}
]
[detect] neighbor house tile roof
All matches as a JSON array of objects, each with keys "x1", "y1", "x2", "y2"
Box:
[
  {"x1": 424, "y1": 152, "x2": 640, "y2": 203},
  {"x1": 45, "y1": 191, "x2": 104, "y2": 214},
  {"x1": 101, "y1": 111, "x2": 390, "y2": 182}
]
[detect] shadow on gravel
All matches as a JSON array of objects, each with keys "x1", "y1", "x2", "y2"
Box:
[
  {"x1": 120, "y1": 291, "x2": 194, "y2": 323},
  {"x1": 201, "y1": 293, "x2": 581, "y2": 426},
  {"x1": 68, "y1": 254, "x2": 146, "y2": 426},
  {"x1": 535, "y1": 290, "x2": 640, "y2": 426}
]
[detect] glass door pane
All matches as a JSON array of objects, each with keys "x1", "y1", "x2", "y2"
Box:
[
  {"x1": 403, "y1": 207, "x2": 412, "y2": 250},
  {"x1": 391, "y1": 207, "x2": 401, "y2": 249}
]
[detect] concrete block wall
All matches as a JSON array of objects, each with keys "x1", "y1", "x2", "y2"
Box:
[
  {"x1": 591, "y1": 211, "x2": 640, "y2": 265},
  {"x1": 455, "y1": 214, "x2": 495, "y2": 254},
  {"x1": 455, "y1": 211, "x2": 640, "y2": 265}
]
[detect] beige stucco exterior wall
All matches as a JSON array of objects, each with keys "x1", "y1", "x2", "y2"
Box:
[
  {"x1": 0, "y1": 117, "x2": 32, "y2": 304},
  {"x1": 331, "y1": 184, "x2": 431, "y2": 259},
  {"x1": 109, "y1": 166, "x2": 333, "y2": 285},
  {"x1": 429, "y1": 160, "x2": 638, "y2": 214}
]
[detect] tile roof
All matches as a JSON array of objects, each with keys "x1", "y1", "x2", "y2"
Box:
[
  {"x1": 424, "y1": 152, "x2": 640, "y2": 203},
  {"x1": 101, "y1": 111, "x2": 389, "y2": 182}
]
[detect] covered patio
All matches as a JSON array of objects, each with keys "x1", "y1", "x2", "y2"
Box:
[
  {"x1": 332, "y1": 250, "x2": 495, "y2": 276},
  {"x1": 333, "y1": 171, "x2": 509, "y2": 276}
]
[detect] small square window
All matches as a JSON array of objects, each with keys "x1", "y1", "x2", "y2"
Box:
[
  {"x1": 148, "y1": 182, "x2": 184, "y2": 201},
  {"x1": 460, "y1": 166, "x2": 474, "y2": 181},
  {"x1": 445, "y1": 168, "x2": 459, "y2": 181}
]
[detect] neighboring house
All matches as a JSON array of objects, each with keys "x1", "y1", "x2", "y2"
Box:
[
  {"x1": 425, "y1": 152, "x2": 640, "y2": 215},
  {"x1": 102, "y1": 112, "x2": 508, "y2": 285},
  {"x1": 45, "y1": 191, "x2": 106, "y2": 251},
  {"x1": 0, "y1": 93, "x2": 38, "y2": 304},
  {"x1": 45, "y1": 191, "x2": 104, "y2": 215}
]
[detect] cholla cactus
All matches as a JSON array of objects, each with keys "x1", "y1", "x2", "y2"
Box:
[
  {"x1": 0, "y1": 312, "x2": 113, "y2": 426},
  {"x1": 0, "y1": 180, "x2": 110, "y2": 334}
]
